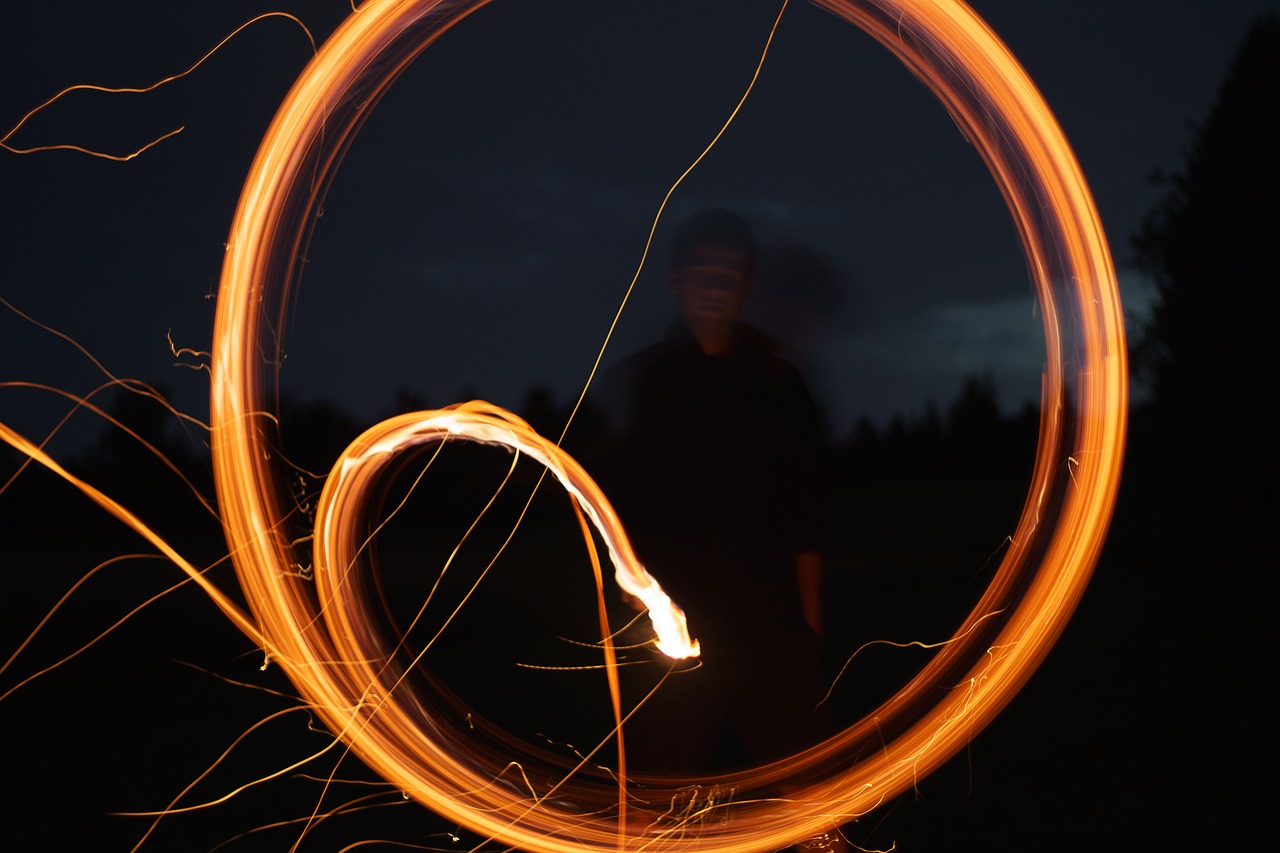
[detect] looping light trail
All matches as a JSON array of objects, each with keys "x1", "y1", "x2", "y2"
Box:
[
  {"x1": 202, "y1": 0, "x2": 1127, "y2": 851},
  {"x1": 315, "y1": 401, "x2": 699, "y2": 661}
]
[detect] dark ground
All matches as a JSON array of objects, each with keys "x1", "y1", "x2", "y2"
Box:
[{"x1": 1, "y1": 397, "x2": 1263, "y2": 852}]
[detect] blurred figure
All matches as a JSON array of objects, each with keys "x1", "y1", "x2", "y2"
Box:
[{"x1": 599, "y1": 209, "x2": 831, "y2": 773}]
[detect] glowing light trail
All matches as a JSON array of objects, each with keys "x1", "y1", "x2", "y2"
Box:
[
  {"x1": 315, "y1": 402, "x2": 699, "y2": 661},
  {"x1": 201, "y1": 0, "x2": 1128, "y2": 850},
  {"x1": 0, "y1": 13, "x2": 314, "y2": 161},
  {"x1": 2, "y1": 0, "x2": 1127, "y2": 850}
]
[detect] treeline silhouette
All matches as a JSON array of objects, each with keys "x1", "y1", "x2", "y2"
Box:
[{"x1": 0, "y1": 365, "x2": 1040, "y2": 574}]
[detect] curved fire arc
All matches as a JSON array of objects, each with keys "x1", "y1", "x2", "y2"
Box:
[{"x1": 210, "y1": 1, "x2": 1126, "y2": 851}]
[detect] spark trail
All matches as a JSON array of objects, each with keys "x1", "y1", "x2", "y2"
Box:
[
  {"x1": 206, "y1": 2, "x2": 1127, "y2": 851},
  {"x1": 2, "y1": 1, "x2": 1126, "y2": 851}
]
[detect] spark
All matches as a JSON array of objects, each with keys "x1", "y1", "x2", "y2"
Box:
[
  {"x1": 0, "y1": 377, "x2": 214, "y2": 512},
  {"x1": 167, "y1": 329, "x2": 211, "y2": 373},
  {"x1": 0, "y1": 12, "x2": 316, "y2": 161}
]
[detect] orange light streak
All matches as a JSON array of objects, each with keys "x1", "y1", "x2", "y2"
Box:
[
  {"x1": 315, "y1": 403, "x2": 698, "y2": 660},
  {"x1": 2, "y1": 0, "x2": 1127, "y2": 850},
  {"x1": 0, "y1": 13, "x2": 315, "y2": 161},
  {"x1": 208, "y1": 1, "x2": 1126, "y2": 849}
]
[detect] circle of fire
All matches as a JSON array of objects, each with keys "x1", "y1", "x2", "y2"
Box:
[{"x1": 210, "y1": 1, "x2": 1127, "y2": 850}]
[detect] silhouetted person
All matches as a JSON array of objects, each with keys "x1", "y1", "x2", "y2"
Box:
[{"x1": 599, "y1": 209, "x2": 831, "y2": 774}]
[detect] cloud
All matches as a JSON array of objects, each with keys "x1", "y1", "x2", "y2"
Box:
[{"x1": 817, "y1": 292, "x2": 1045, "y2": 429}]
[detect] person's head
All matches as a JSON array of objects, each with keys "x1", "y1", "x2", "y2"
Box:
[{"x1": 666, "y1": 209, "x2": 757, "y2": 354}]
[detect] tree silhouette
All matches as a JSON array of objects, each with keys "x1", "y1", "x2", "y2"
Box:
[{"x1": 1133, "y1": 15, "x2": 1279, "y2": 524}]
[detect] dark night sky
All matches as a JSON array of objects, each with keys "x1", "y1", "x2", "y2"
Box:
[
  {"x1": 2, "y1": 1, "x2": 1275, "y2": 850},
  {"x1": 4, "y1": 0, "x2": 1275, "y2": 450}
]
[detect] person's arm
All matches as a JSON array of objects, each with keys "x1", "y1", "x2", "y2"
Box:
[{"x1": 794, "y1": 550, "x2": 824, "y2": 637}]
